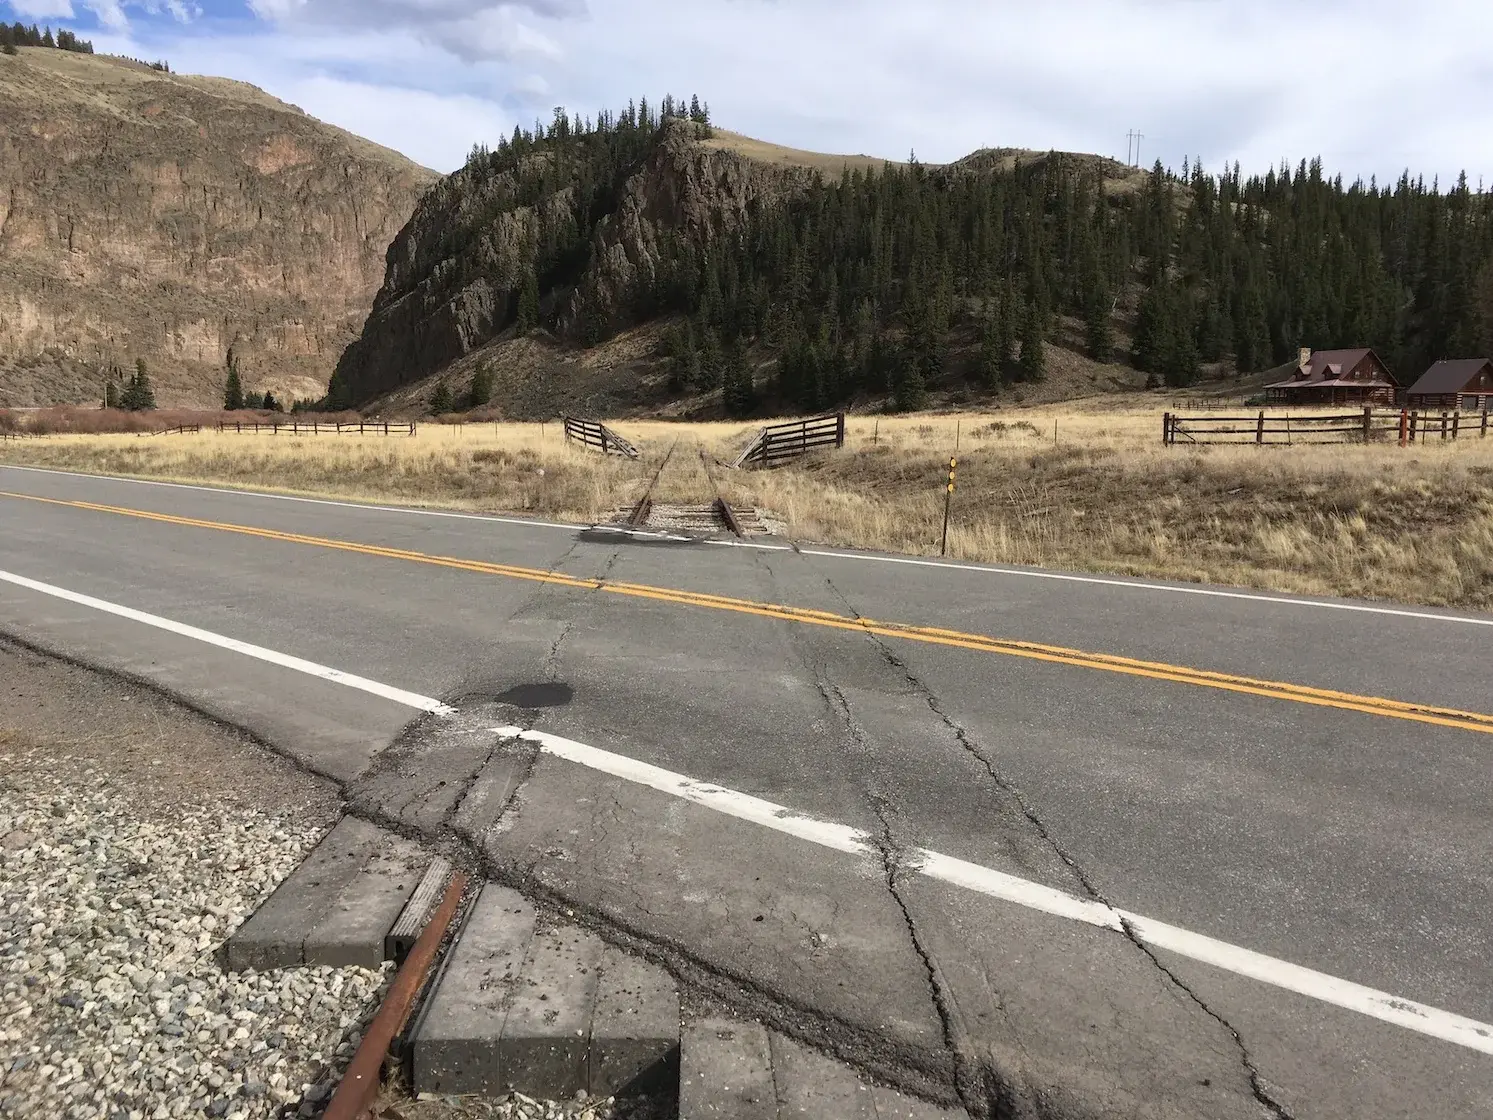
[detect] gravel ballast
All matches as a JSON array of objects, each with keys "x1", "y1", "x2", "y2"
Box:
[
  {"x1": 0, "y1": 756, "x2": 390, "y2": 1120},
  {"x1": 0, "y1": 644, "x2": 675, "y2": 1120}
]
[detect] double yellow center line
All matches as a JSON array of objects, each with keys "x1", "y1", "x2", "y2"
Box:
[{"x1": 8, "y1": 489, "x2": 1493, "y2": 737}]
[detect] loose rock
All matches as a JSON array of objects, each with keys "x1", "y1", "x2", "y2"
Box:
[{"x1": 0, "y1": 754, "x2": 390, "y2": 1120}]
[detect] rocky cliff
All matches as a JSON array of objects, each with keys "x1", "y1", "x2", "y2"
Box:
[
  {"x1": 0, "y1": 46, "x2": 438, "y2": 407},
  {"x1": 329, "y1": 119, "x2": 815, "y2": 408}
]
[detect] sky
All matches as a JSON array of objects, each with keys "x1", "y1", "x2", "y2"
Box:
[{"x1": 6, "y1": 0, "x2": 1493, "y2": 185}]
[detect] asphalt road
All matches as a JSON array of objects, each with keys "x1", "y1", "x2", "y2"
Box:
[{"x1": 1, "y1": 463, "x2": 1491, "y2": 1119}]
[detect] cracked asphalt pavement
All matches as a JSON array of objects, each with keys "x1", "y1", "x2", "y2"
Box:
[{"x1": 2, "y1": 465, "x2": 1492, "y2": 1119}]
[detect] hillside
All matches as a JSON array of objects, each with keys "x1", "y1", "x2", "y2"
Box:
[
  {"x1": 331, "y1": 106, "x2": 1160, "y2": 418},
  {"x1": 334, "y1": 100, "x2": 1493, "y2": 421},
  {"x1": 0, "y1": 46, "x2": 438, "y2": 408}
]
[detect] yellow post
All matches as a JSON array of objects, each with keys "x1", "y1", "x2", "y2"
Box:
[{"x1": 941, "y1": 457, "x2": 957, "y2": 557}]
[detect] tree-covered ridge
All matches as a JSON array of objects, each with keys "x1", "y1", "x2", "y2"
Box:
[
  {"x1": 1, "y1": 23, "x2": 94, "y2": 53},
  {"x1": 355, "y1": 97, "x2": 1493, "y2": 415}
]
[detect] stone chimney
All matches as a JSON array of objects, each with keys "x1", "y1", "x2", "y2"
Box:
[{"x1": 1298, "y1": 347, "x2": 1312, "y2": 369}]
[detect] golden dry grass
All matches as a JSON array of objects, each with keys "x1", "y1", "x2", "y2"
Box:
[
  {"x1": 5, "y1": 404, "x2": 1492, "y2": 609},
  {"x1": 691, "y1": 404, "x2": 1493, "y2": 609},
  {"x1": 0, "y1": 423, "x2": 655, "y2": 523},
  {"x1": 702, "y1": 128, "x2": 908, "y2": 177}
]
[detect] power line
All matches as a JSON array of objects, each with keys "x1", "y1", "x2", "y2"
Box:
[{"x1": 1126, "y1": 129, "x2": 1145, "y2": 168}]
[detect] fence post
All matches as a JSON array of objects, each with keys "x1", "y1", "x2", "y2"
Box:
[
  {"x1": 1483, "y1": 410, "x2": 1489, "y2": 439},
  {"x1": 1362, "y1": 406, "x2": 1372, "y2": 443},
  {"x1": 1441, "y1": 411, "x2": 1449, "y2": 441},
  {"x1": 1256, "y1": 410, "x2": 1265, "y2": 446},
  {"x1": 1162, "y1": 412, "x2": 1172, "y2": 446},
  {"x1": 600, "y1": 427, "x2": 609, "y2": 455},
  {"x1": 1452, "y1": 412, "x2": 1460, "y2": 441},
  {"x1": 1399, "y1": 409, "x2": 1408, "y2": 448},
  {"x1": 837, "y1": 413, "x2": 846, "y2": 449}
]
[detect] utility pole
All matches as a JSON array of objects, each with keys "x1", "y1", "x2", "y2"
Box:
[{"x1": 1126, "y1": 129, "x2": 1145, "y2": 168}]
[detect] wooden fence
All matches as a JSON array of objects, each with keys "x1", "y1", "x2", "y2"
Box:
[
  {"x1": 1163, "y1": 407, "x2": 1491, "y2": 446},
  {"x1": 151, "y1": 424, "x2": 202, "y2": 436},
  {"x1": 733, "y1": 413, "x2": 846, "y2": 468},
  {"x1": 215, "y1": 420, "x2": 417, "y2": 436},
  {"x1": 562, "y1": 416, "x2": 639, "y2": 459}
]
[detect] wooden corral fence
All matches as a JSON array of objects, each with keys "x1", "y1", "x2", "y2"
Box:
[
  {"x1": 1163, "y1": 407, "x2": 1490, "y2": 447},
  {"x1": 562, "y1": 415, "x2": 639, "y2": 459},
  {"x1": 151, "y1": 424, "x2": 202, "y2": 436},
  {"x1": 215, "y1": 420, "x2": 417, "y2": 436},
  {"x1": 1173, "y1": 397, "x2": 1252, "y2": 411},
  {"x1": 733, "y1": 412, "x2": 846, "y2": 468}
]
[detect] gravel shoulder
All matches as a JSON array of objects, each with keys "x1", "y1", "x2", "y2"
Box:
[
  {"x1": 0, "y1": 641, "x2": 676, "y2": 1120},
  {"x1": 0, "y1": 639, "x2": 384, "y2": 1120}
]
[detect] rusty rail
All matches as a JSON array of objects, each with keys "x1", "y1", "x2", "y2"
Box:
[
  {"x1": 699, "y1": 449, "x2": 744, "y2": 538},
  {"x1": 322, "y1": 871, "x2": 469, "y2": 1120}
]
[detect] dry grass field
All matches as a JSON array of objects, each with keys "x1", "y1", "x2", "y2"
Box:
[
  {"x1": 4, "y1": 400, "x2": 1492, "y2": 609},
  {"x1": 0, "y1": 422, "x2": 655, "y2": 524}
]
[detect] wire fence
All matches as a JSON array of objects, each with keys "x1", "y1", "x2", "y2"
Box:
[{"x1": 214, "y1": 420, "x2": 418, "y2": 436}]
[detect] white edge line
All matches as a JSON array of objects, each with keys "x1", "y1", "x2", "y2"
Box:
[
  {"x1": 1122, "y1": 914, "x2": 1493, "y2": 1054},
  {"x1": 0, "y1": 569, "x2": 455, "y2": 716},
  {"x1": 510, "y1": 727, "x2": 868, "y2": 855},
  {"x1": 756, "y1": 543, "x2": 1493, "y2": 628},
  {"x1": 517, "y1": 725, "x2": 1493, "y2": 1057},
  {"x1": 8, "y1": 463, "x2": 1491, "y2": 628},
  {"x1": 0, "y1": 566, "x2": 1486, "y2": 1056}
]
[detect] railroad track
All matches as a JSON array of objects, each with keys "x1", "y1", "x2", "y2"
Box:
[
  {"x1": 625, "y1": 439, "x2": 678, "y2": 529},
  {"x1": 617, "y1": 444, "x2": 764, "y2": 538},
  {"x1": 230, "y1": 814, "x2": 966, "y2": 1119}
]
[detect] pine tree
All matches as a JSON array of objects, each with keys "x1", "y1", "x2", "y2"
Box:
[
  {"x1": 890, "y1": 352, "x2": 927, "y2": 412},
  {"x1": 698, "y1": 328, "x2": 724, "y2": 390},
  {"x1": 516, "y1": 269, "x2": 540, "y2": 332},
  {"x1": 1084, "y1": 284, "x2": 1113, "y2": 363},
  {"x1": 1233, "y1": 281, "x2": 1271, "y2": 373},
  {"x1": 121, "y1": 358, "x2": 156, "y2": 411},
  {"x1": 722, "y1": 337, "x2": 756, "y2": 417},
  {"x1": 428, "y1": 382, "x2": 455, "y2": 414},
  {"x1": 1195, "y1": 291, "x2": 1230, "y2": 362},
  {"x1": 996, "y1": 279, "x2": 1018, "y2": 374},
  {"x1": 1133, "y1": 280, "x2": 1175, "y2": 376},
  {"x1": 243, "y1": 390, "x2": 265, "y2": 410},
  {"x1": 467, "y1": 363, "x2": 495, "y2": 409},
  {"x1": 223, "y1": 352, "x2": 244, "y2": 410},
  {"x1": 978, "y1": 293, "x2": 1003, "y2": 387},
  {"x1": 1018, "y1": 297, "x2": 1046, "y2": 382}
]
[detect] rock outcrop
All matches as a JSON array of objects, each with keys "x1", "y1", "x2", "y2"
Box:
[
  {"x1": 0, "y1": 46, "x2": 438, "y2": 407},
  {"x1": 330, "y1": 120, "x2": 814, "y2": 408}
]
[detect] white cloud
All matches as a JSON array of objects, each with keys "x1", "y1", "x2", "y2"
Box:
[
  {"x1": 6, "y1": 0, "x2": 197, "y2": 28},
  {"x1": 82, "y1": 0, "x2": 126, "y2": 28},
  {"x1": 246, "y1": 0, "x2": 576, "y2": 62},
  {"x1": 278, "y1": 76, "x2": 514, "y2": 170},
  {"x1": 7, "y1": 0, "x2": 75, "y2": 18},
  {"x1": 28, "y1": 0, "x2": 1493, "y2": 184}
]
